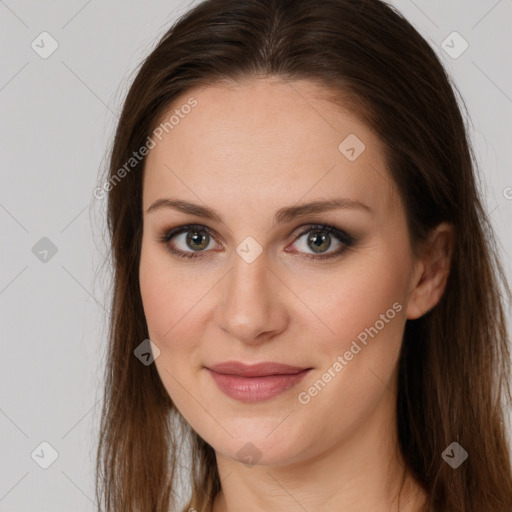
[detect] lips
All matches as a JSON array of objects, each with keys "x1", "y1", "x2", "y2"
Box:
[
  {"x1": 205, "y1": 361, "x2": 312, "y2": 402},
  {"x1": 207, "y1": 361, "x2": 310, "y2": 377}
]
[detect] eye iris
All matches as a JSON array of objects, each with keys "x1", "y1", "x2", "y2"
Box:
[
  {"x1": 308, "y1": 230, "x2": 331, "y2": 253},
  {"x1": 186, "y1": 230, "x2": 209, "y2": 251}
]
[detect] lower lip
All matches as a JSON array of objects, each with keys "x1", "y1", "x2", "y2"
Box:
[{"x1": 207, "y1": 368, "x2": 311, "y2": 402}]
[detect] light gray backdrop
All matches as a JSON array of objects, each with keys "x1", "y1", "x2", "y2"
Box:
[{"x1": 1, "y1": 0, "x2": 511, "y2": 510}]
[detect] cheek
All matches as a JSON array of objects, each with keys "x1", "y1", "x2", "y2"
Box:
[
  {"x1": 302, "y1": 247, "x2": 410, "y2": 350},
  {"x1": 139, "y1": 239, "x2": 214, "y2": 394},
  {"x1": 139, "y1": 240, "x2": 199, "y2": 341},
  {"x1": 293, "y1": 242, "x2": 410, "y2": 416},
  {"x1": 139, "y1": 245, "x2": 204, "y2": 413},
  {"x1": 139, "y1": 259, "x2": 175, "y2": 340}
]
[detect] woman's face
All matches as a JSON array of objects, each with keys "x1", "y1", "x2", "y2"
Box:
[{"x1": 139, "y1": 78, "x2": 424, "y2": 466}]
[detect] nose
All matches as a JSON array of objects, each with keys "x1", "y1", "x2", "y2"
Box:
[{"x1": 215, "y1": 250, "x2": 288, "y2": 345}]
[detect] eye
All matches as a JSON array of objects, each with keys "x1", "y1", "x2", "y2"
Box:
[
  {"x1": 158, "y1": 224, "x2": 218, "y2": 260},
  {"x1": 287, "y1": 224, "x2": 354, "y2": 260},
  {"x1": 157, "y1": 223, "x2": 354, "y2": 261}
]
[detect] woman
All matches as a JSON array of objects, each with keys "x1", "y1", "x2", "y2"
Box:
[{"x1": 95, "y1": 0, "x2": 512, "y2": 511}]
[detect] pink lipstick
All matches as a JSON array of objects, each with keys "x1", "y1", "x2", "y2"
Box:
[{"x1": 206, "y1": 361, "x2": 312, "y2": 402}]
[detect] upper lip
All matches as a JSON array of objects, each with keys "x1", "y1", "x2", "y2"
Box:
[{"x1": 207, "y1": 361, "x2": 311, "y2": 377}]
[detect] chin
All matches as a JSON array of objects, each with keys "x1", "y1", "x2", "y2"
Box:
[{"x1": 204, "y1": 422, "x2": 313, "y2": 468}]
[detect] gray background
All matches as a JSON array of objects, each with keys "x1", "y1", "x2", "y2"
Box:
[{"x1": 0, "y1": 0, "x2": 511, "y2": 510}]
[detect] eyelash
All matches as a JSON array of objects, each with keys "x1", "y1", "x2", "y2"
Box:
[{"x1": 157, "y1": 223, "x2": 355, "y2": 261}]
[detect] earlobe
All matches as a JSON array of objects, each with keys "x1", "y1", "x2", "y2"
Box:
[{"x1": 405, "y1": 222, "x2": 454, "y2": 320}]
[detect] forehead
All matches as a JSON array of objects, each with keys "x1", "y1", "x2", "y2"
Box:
[{"x1": 142, "y1": 78, "x2": 398, "y2": 220}]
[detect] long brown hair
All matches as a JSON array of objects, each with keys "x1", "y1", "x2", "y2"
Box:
[{"x1": 95, "y1": 1, "x2": 512, "y2": 511}]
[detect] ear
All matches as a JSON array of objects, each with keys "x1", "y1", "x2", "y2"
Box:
[{"x1": 405, "y1": 222, "x2": 454, "y2": 320}]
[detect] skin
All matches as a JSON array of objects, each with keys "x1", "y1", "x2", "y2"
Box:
[{"x1": 139, "y1": 77, "x2": 453, "y2": 512}]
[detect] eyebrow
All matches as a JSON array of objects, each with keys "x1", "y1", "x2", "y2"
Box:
[{"x1": 145, "y1": 197, "x2": 372, "y2": 224}]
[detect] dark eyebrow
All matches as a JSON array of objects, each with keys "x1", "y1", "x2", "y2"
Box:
[{"x1": 145, "y1": 197, "x2": 372, "y2": 223}]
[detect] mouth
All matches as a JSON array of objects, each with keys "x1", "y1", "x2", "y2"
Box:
[{"x1": 205, "y1": 361, "x2": 312, "y2": 402}]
